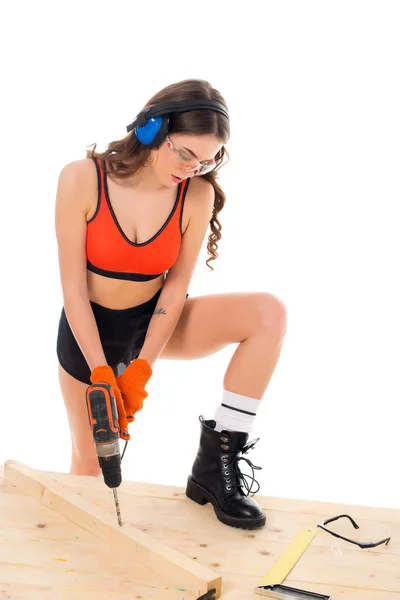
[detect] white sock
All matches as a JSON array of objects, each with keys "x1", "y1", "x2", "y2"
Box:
[{"x1": 214, "y1": 389, "x2": 260, "y2": 434}]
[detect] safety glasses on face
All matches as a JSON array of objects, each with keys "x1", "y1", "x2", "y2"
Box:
[{"x1": 165, "y1": 135, "x2": 217, "y2": 175}]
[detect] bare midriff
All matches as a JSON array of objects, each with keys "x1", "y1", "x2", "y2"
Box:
[{"x1": 86, "y1": 270, "x2": 166, "y2": 310}]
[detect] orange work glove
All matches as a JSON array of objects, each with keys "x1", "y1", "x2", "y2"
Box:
[
  {"x1": 90, "y1": 365, "x2": 130, "y2": 440},
  {"x1": 117, "y1": 358, "x2": 153, "y2": 423}
]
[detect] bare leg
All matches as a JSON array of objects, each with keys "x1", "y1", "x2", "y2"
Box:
[
  {"x1": 58, "y1": 364, "x2": 101, "y2": 476},
  {"x1": 160, "y1": 291, "x2": 287, "y2": 529},
  {"x1": 161, "y1": 291, "x2": 287, "y2": 399}
]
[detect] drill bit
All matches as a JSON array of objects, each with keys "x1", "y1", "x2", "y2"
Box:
[{"x1": 112, "y1": 488, "x2": 123, "y2": 527}]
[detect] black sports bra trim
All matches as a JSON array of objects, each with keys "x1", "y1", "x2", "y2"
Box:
[
  {"x1": 179, "y1": 176, "x2": 190, "y2": 234},
  {"x1": 87, "y1": 260, "x2": 163, "y2": 282},
  {"x1": 103, "y1": 170, "x2": 186, "y2": 247},
  {"x1": 87, "y1": 156, "x2": 191, "y2": 238},
  {"x1": 87, "y1": 156, "x2": 102, "y2": 224}
]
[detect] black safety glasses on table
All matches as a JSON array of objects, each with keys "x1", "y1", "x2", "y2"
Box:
[{"x1": 317, "y1": 514, "x2": 391, "y2": 549}]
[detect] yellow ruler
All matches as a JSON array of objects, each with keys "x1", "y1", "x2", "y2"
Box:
[{"x1": 257, "y1": 528, "x2": 318, "y2": 587}]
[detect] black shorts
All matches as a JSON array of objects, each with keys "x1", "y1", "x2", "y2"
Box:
[{"x1": 57, "y1": 288, "x2": 184, "y2": 385}]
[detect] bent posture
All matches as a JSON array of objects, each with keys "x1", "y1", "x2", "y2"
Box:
[{"x1": 55, "y1": 78, "x2": 287, "y2": 530}]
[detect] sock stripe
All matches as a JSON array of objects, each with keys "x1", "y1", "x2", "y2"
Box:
[{"x1": 221, "y1": 402, "x2": 257, "y2": 416}]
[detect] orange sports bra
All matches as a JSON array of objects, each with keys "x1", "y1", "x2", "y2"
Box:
[{"x1": 86, "y1": 157, "x2": 190, "y2": 281}]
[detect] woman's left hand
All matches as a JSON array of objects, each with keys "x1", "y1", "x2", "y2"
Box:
[{"x1": 117, "y1": 358, "x2": 153, "y2": 422}]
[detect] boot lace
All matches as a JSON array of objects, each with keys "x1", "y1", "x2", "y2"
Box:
[{"x1": 223, "y1": 438, "x2": 262, "y2": 496}]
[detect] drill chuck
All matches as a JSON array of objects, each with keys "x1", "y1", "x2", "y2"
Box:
[
  {"x1": 86, "y1": 382, "x2": 122, "y2": 489},
  {"x1": 96, "y1": 443, "x2": 122, "y2": 488}
]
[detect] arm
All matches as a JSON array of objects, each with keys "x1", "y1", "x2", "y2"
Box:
[
  {"x1": 55, "y1": 159, "x2": 107, "y2": 371},
  {"x1": 138, "y1": 178, "x2": 215, "y2": 366}
]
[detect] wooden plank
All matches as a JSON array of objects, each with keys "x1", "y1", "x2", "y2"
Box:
[
  {"x1": 0, "y1": 486, "x2": 199, "y2": 600},
  {"x1": 2, "y1": 464, "x2": 399, "y2": 599},
  {"x1": 3, "y1": 467, "x2": 397, "y2": 556},
  {"x1": 220, "y1": 580, "x2": 400, "y2": 600},
  {"x1": 35, "y1": 474, "x2": 397, "y2": 593},
  {"x1": 3, "y1": 460, "x2": 221, "y2": 599},
  {"x1": 30, "y1": 468, "x2": 400, "y2": 525},
  {"x1": 8, "y1": 467, "x2": 395, "y2": 552}
]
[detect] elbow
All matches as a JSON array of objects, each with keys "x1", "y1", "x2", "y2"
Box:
[
  {"x1": 158, "y1": 284, "x2": 189, "y2": 310},
  {"x1": 162, "y1": 279, "x2": 189, "y2": 299}
]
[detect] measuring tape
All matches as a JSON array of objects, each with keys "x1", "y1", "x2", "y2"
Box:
[{"x1": 257, "y1": 528, "x2": 318, "y2": 587}]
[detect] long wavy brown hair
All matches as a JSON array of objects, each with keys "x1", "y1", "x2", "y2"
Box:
[{"x1": 85, "y1": 79, "x2": 230, "y2": 270}]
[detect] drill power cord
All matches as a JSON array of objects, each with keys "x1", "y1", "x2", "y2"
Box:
[{"x1": 121, "y1": 439, "x2": 128, "y2": 462}]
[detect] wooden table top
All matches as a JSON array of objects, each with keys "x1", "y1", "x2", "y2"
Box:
[{"x1": 1, "y1": 465, "x2": 398, "y2": 599}]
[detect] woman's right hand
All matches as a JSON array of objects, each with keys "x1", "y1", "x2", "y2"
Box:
[{"x1": 90, "y1": 365, "x2": 130, "y2": 440}]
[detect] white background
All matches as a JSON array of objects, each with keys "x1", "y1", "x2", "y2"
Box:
[{"x1": 1, "y1": 1, "x2": 399, "y2": 511}]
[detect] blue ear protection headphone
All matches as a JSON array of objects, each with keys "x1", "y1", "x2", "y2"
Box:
[{"x1": 126, "y1": 99, "x2": 229, "y2": 149}]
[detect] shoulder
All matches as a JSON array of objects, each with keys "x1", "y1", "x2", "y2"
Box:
[
  {"x1": 186, "y1": 175, "x2": 214, "y2": 197},
  {"x1": 185, "y1": 176, "x2": 215, "y2": 214},
  {"x1": 179, "y1": 176, "x2": 215, "y2": 235},
  {"x1": 58, "y1": 157, "x2": 97, "y2": 186},
  {"x1": 56, "y1": 157, "x2": 98, "y2": 217}
]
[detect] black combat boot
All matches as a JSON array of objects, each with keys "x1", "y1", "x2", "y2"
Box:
[{"x1": 185, "y1": 415, "x2": 266, "y2": 529}]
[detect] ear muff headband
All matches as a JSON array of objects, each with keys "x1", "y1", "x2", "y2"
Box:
[{"x1": 126, "y1": 99, "x2": 229, "y2": 148}]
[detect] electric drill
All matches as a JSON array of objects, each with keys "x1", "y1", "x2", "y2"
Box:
[{"x1": 85, "y1": 382, "x2": 123, "y2": 526}]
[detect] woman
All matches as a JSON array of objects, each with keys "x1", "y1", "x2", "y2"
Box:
[{"x1": 55, "y1": 78, "x2": 287, "y2": 530}]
